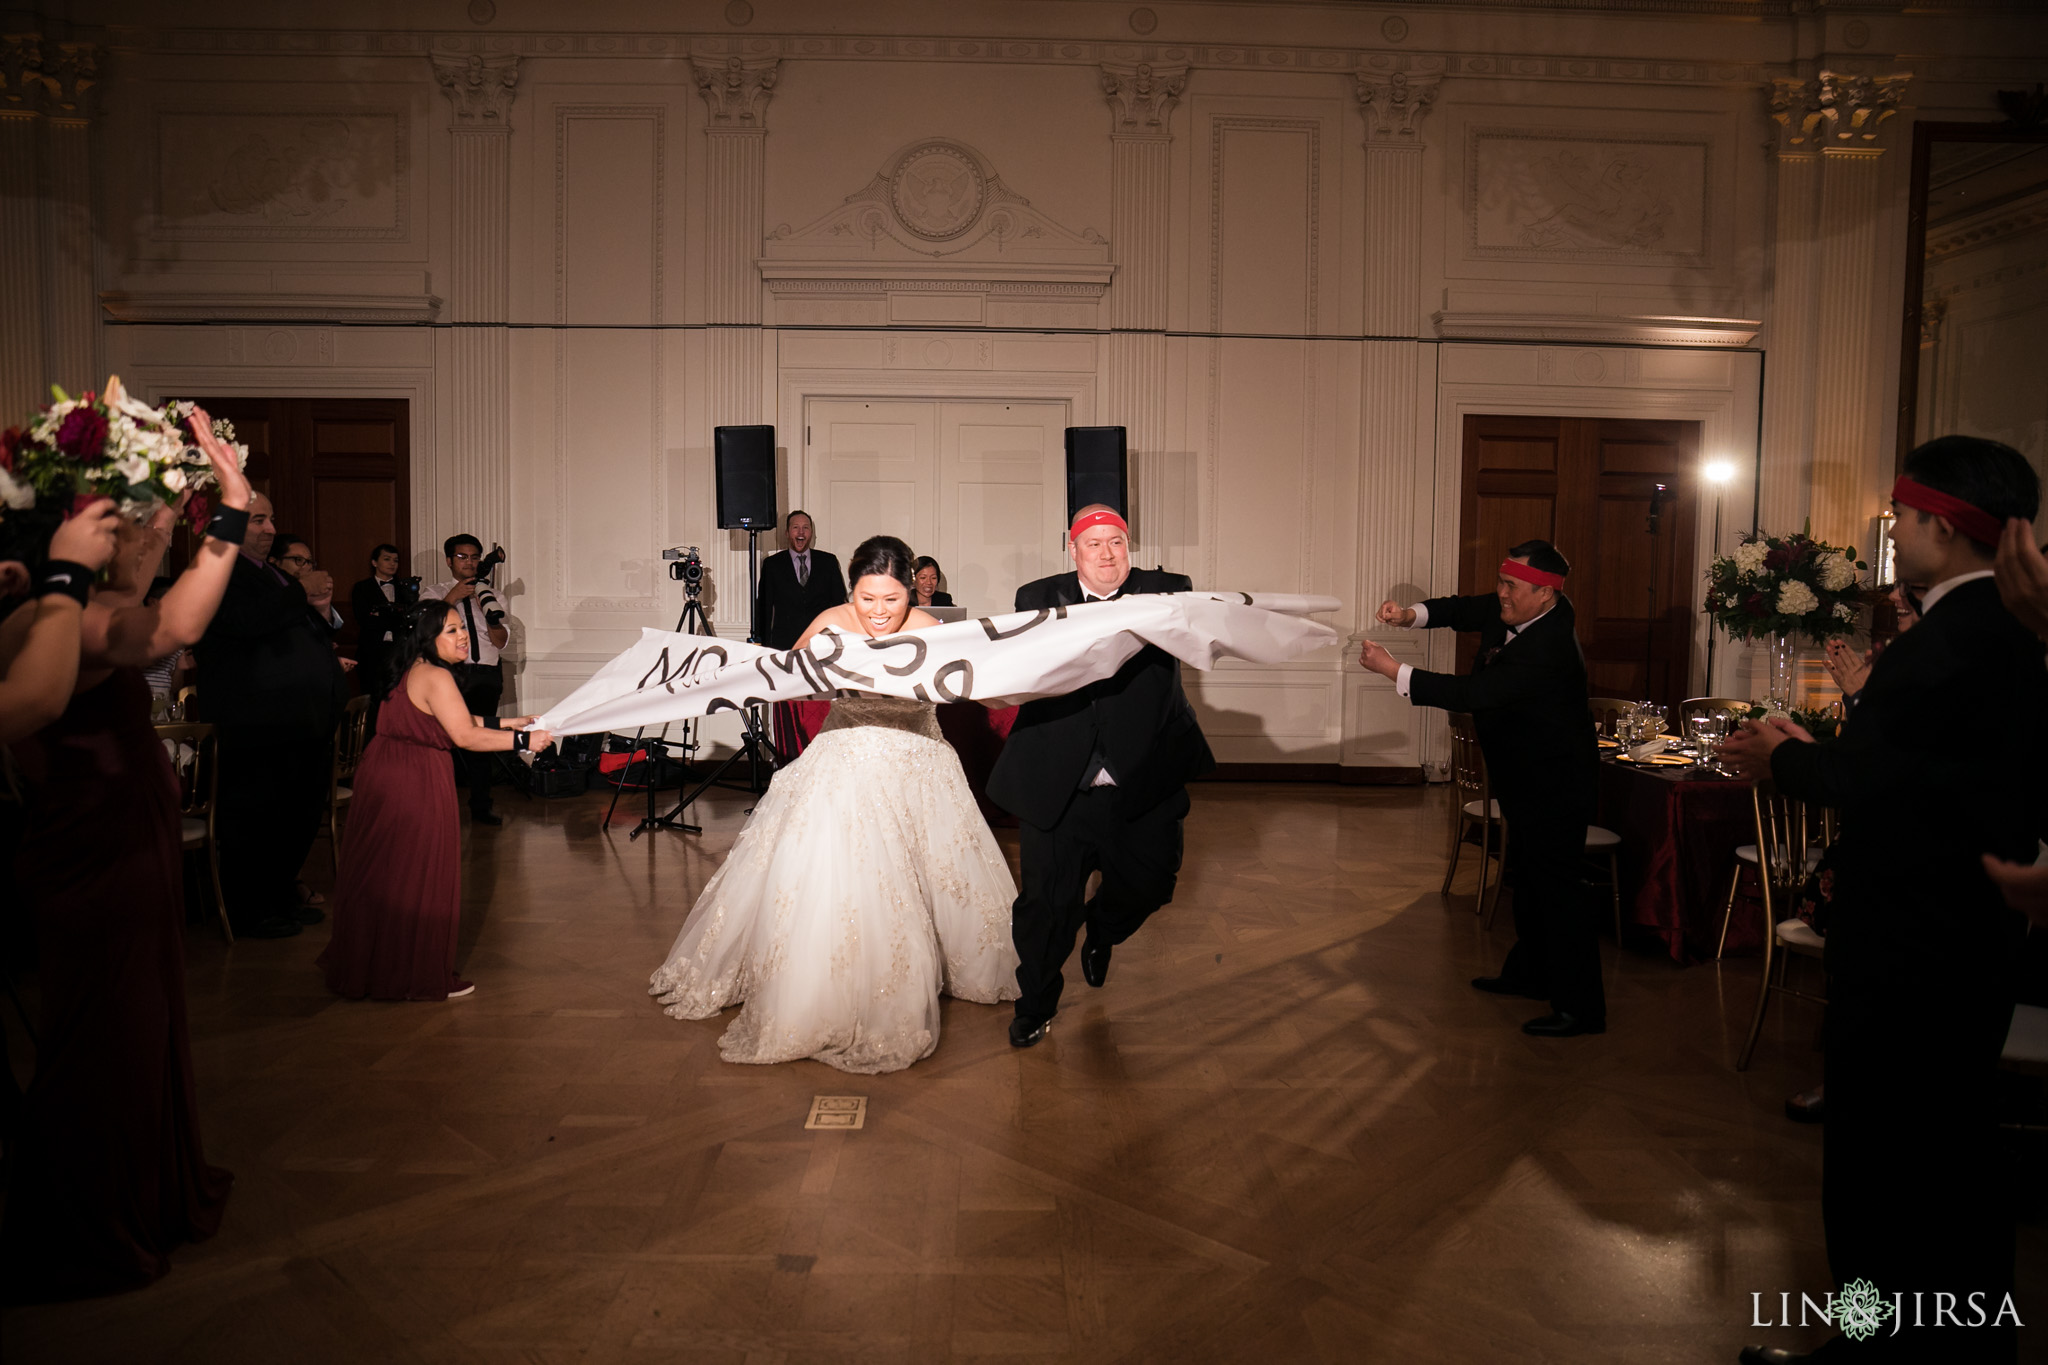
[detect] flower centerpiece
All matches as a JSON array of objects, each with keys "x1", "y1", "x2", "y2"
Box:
[
  {"x1": 0, "y1": 378, "x2": 246, "y2": 542},
  {"x1": 1703, "y1": 524, "x2": 1873, "y2": 711}
]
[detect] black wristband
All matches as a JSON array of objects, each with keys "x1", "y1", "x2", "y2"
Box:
[
  {"x1": 482, "y1": 714, "x2": 502, "y2": 730},
  {"x1": 512, "y1": 729, "x2": 530, "y2": 753},
  {"x1": 34, "y1": 560, "x2": 92, "y2": 607},
  {"x1": 205, "y1": 504, "x2": 249, "y2": 546}
]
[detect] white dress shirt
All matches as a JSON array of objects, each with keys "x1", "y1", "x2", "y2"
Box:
[
  {"x1": 422, "y1": 578, "x2": 506, "y2": 666},
  {"x1": 1081, "y1": 582, "x2": 1121, "y2": 785},
  {"x1": 1915, "y1": 568, "x2": 1995, "y2": 619},
  {"x1": 1391, "y1": 602, "x2": 1555, "y2": 699}
]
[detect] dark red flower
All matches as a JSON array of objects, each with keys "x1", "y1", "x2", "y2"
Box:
[
  {"x1": 1744, "y1": 592, "x2": 1769, "y2": 618},
  {"x1": 0, "y1": 426, "x2": 19, "y2": 471},
  {"x1": 54, "y1": 406, "x2": 108, "y2": 461},
  {"x1": 185, "y1": 492, "x2": 210, "y2": 534},
  {"x1": 68, "y1": 492, "x2": 100, "y2": 517}
]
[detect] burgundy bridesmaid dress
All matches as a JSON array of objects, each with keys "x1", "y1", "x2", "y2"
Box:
[
  {"x1": 4, "y1": 668, "x2": 232, "y2": 1301},
  {"x1": 318, "y1": 687, "x2": 463, "y2": 1001}
]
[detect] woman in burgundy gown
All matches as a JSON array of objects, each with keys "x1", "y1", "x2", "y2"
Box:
[
  {"x1": 2, "y1": 413, "x2": 251, "y2": 1301},
  {"x1": 320, "y1": 600, "x2": 551, "y2": 1001}
]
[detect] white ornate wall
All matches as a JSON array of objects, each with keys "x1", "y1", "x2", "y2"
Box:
[{"x1": 36, "y1": 2, "x2": 2042, "y2": 770}]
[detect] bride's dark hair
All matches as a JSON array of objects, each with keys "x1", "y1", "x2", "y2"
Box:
[{"x1": 846, "y1": 535, "x2": 916, "y2": 593}]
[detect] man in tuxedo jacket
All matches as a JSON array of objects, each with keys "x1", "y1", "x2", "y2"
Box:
[
  {"x1": 194, "y1": 493, "x2": 350, "y2": 939},
  {"x1": 754, "y1": 510, "x2": 847, "y2": 649},
  {"x1": 1726, "y1": 437, "x2": 2045, "y2": 1365},
  {"x1": 1360, "y1": 539, "x2": 1602, "y2": 1037},
  {"x1": 350, "y1": 542, "x2": 415, "y2": 705},
  {"x1": 987, "y1": 505, "x2": 1215, "y2": 1048}
]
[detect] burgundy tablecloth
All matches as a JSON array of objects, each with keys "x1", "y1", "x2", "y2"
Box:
[
  {"x1": 1597, "y1": 758, "x2": 1762, "y2": 963},
  {"x1": 775, "y1": 699, "x2": 1018, "y2": 825}
]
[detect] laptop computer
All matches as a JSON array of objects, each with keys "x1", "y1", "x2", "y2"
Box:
[{"x1": 924, "y1": 605, "x2": 968, "y2": 623}]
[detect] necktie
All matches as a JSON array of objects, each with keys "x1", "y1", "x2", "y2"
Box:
[
  {"x1": 796, "y1": 553, "x2": 808, "y2": 587},
  {"x1": 463, "y1": 597, "x2": 480, "y2": 662}
]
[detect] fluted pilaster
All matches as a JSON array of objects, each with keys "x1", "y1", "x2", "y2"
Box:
[
  {"x1": 1757, "y1": 77, "x2": 1823, "y2": 537},
  {"x1": 0, "y1": 109, "x2": 42, "y2": 416},
  {"x1": 1103, "y1": 63, "x2": 1183, "y2": 562},
  {"x1": 433, "y1": 52, "x2": 519, "y2": 558}
]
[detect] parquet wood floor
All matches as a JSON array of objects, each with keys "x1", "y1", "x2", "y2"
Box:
[{"x1": 4, "y1": 782, "x2": 2040, "y2": 1363}]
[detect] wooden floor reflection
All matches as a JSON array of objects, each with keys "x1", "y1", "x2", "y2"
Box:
[{"x1": 8, "y1": 780, "x2": 2023, "y2": 1363}]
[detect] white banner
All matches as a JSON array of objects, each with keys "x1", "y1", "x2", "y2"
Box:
[{"x1": 535, "y1": 592, "x2": 1342, "y2": 737}]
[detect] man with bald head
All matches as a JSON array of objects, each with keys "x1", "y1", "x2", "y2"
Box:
[
  {"x1": 195, "y1": 492, "x2": 350, "y2": 939},
  {"x1": 988, "y1": 505, "x2": 1214, "y2": 1048}
]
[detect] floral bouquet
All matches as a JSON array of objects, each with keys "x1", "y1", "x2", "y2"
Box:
[
  {"x1": 0, "y1": 377, "x2": 246, "y2": 533},
  {"x1": 1703, "y1": 524, "x2": 1873, "y2": 644}
]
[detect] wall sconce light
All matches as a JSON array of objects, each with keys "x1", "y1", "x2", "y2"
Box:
[
  {"x1": 1703, "y1": 460, "x2": 1736, "y2": 486},
  {"x1": 1873, "y1": 511, "x2": 1897, "y2": 586}
]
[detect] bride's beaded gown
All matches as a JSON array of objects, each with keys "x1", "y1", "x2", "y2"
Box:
[{"x1": 649, "y1": 692, "x2": 1020, "y2": 1073}]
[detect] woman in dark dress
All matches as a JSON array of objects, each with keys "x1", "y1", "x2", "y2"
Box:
[
  {"x1": 319, "y1": 601, "x2": 552, "y2": 1001},
  {"x1": 1, "y1": 413, "x2": 250, "y2": 1301},
  {"x1": 912, "y1": 555, "x2": 954, "y2": 608}
]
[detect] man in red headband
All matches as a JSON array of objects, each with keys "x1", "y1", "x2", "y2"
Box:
[
  {"x1": 987, "y1": 503, "x2": 1213, "y2": 1048},
  {"x1": 1359, "y1": 538, "x2": 1604, "y2": 1038},
  {"x1": 1723, "y1": 435, "x2": 2045, "y2": 1365}
]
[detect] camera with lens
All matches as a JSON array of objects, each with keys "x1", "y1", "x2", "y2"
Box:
[
  {"x1": 664, "y1": 546, "x2": 705, "y2": 597},
  {"x1": 475, "y1": 543, "x2": 506, "y2": 584}
]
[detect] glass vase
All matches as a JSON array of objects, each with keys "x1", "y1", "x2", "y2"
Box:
[{"x1": 1764, "y1": 632, "x2": 1797, "y2": 713}]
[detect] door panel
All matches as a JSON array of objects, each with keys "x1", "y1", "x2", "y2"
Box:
[{"x1": 1458, "y1": 413, "x2": 1698, "y2": 707}]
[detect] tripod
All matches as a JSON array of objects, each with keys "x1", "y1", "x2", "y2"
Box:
[{"x1": 608, "y1": 595, "x2": 714, "y2": 838}]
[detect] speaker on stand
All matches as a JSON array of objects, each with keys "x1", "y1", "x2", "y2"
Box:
[{"x1": 1064, "y1": 426, "x2": 1129, "y2": 527}]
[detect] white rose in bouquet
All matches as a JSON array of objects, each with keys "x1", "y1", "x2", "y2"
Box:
[
  {"x1": 0, "y1": 465, "x2": 32, "y2": 510},
  {"x1": 1733, "y1": 540, "x2": 1769, "y2": 574},
  {"x1": 1818, "y1": 552, "x2": 1858, "y2": 591},
  {"x1": 1834, "y1": 601, "x2": 1856, "y2": 622},
  {"x1": 1776, "y1": 579, "x2": 1820, "y2": 616}
]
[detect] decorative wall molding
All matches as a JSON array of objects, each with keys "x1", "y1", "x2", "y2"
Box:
[
  {"x1": 1102, "y1": 62, "x2": 1186, "y2": 138},
  {"x1": 1925, "y1": 188, "x2": 2048, "y2": 260},
  {"x1": 692, "y1": 54, "x2": 779, "y2": 127},
  {"x1": 1, "y1": 35, "x2": 98, "y2": 119},
  {"x1": 431, "y1": 51, "x2": 519, "y2": 128},
  {"x1": 1432, "y1": 311, "x2": 1760, "y2": 345},
  {"x1": 99, "y1": 290, "x2": 441, "y2": 322},
  {"x1": 1465, "y1": 128, "x2": 1712, "y2": 267},
  {"x1": 1209, "y1": 116, "x2": 1323, "y2": 334},
  {"x1": 1769, "y1": 71, "x2": 1910, "y2": 155},
  {"x1": 149, "y1": 110, "x2": 410, "y2": 243},
  {"x1": 1354, "y1": 72, "x2": 1440, "y2": 146}
]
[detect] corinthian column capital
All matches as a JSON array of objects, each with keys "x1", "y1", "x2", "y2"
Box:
[
  {"x1": 1354, "y1": 71, "x2": 1440, "y2": 147},
  {"x1": 431, "y1": 52, "x2": 521, "y2": 130},
  {"x1": 692, "y1": 55, "x2": 780, "y2": 129},
  {"x1": 42, "y1": 42, "x2": 97, "y2": 120},
  {"x1": 1101, "y1": 62, "x2": 1187, "y2": 138},
  {"x1": 1815, "y1": 70, "x2": 1910, "y2": 152}
]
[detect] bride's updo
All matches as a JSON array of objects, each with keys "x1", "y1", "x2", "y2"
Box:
[{"x1": 846, "y1": 535, "x2": 917, "y2": 593}]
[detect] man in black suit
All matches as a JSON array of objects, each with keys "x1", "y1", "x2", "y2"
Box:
[
  {"x1": 350, "y1": 542, "x2": 416, "y2": 703},
  {"x1": 987, "y1": 505, "x2": 1215, "y2": 1048},
  {"x1": 1359, "y1": 539, "x2": 1602, "y2": 1037},
  {"x1": 194, "y1": 493, "x2": 350, "y2": 939},
  {"x1": 754, "y1": 510, "x2": 847, "y2": 648},
  {"x1": 1726, "y1": 437, "x2": 2044, "y2": 1365}
]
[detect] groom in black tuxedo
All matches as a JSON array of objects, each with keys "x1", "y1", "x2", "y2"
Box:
[
  {"x1": 753, "y1": 509, "x2": 847, "y2": 649},
  {"x1": 988, "y1": 505, "x2": 1214, "y2": 1047},
  {"x1": 1359, "y1": 539, "x2": 1602, "y2": 1037}
]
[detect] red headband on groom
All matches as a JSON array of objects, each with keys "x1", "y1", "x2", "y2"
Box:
[
  {"x1": 1499, "y1": 558, "x2": 1566, "y2": 590},
  {"x1": 1070, "y1": 508, "x2": 1129, "y2": 540},
  {"x1": 1891, "y1": 475, "x2": 2003, "y2": 546}
]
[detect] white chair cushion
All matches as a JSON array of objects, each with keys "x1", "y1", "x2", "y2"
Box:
[
  {"x1": 181, "y1": 816, "x2": 207, "y2": 848},
  {"x1": 1583, "y1": 826, "x2": 1621, "y2": 850},
  {"x1": 1735, "y1": 843, "x2": 1823, "y2": 869},
  {"x1": 1774, "y1": 918, "x2": 1825, "y2": 951},
  {"x1": 1461, "y1": 798, "x2": 1501, "y2": 819},
  {"x1": 334, "y1": 788, "x2": 352, "y2": 805}
]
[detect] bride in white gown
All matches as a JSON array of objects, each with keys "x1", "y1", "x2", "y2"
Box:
[{"x1": 649, "y1": 535, "x2": 1020, "y2": 1073}]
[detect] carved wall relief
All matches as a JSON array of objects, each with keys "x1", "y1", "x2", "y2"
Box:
[
  {"x1": 1467, "y1": 130, "x2": 1709, "y2": 266},
  {"x1": 153, "y1": 111, "x2": 407, "y2": 241}
]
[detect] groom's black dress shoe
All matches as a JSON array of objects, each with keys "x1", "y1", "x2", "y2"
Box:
[
  {"x1": 1009, "y1": 1016, "x2": 1051, "y2": 1049},
  {"x1": 1080, "y1": 938, "x2": 1110, "y2": 988},
  {"x1": 1522, "y1": 1011, "x2": 1605, "y2": 1037},
  {"x1": 1471, "y1": 975, "x2": 1548, "y2": 1000}
]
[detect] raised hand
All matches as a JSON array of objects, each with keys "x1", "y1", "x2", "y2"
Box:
[
  {"x1": 1357, "y1": 639, "x2": 1401, "y2": 679},
  {"x1": 1984, "y1": 854, "x2": 2048, "y2": 928},
  {"x1": 184, "y1": 404, "x2": 251, "y2": 511},
  {"x1": 1995, "y1": 518, "x2": 2048, "y2": 643},
  {"x1": 522, "y1": 728, "x2": 555, "y2": 753},
  {"x1": 301, "y1": 569, "x2": 335, "y2": 607},
  {"x1": 49, "y1": 498, "x2": 122, "y2": 571},
  {"x1": 1821, "y1": 637, "x2": 1870, "y2": 696},
  {"x1": 1376, "y1": 599, "x2": 1416, "y2": 628}
]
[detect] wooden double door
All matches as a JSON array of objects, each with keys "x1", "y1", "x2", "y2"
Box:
[
  {"x1": 1458, "y1": 414, "x2": 1700, "y2": 707},
  {"x1": 194, "y1": 397, "x2": 410, "y2": 648}
]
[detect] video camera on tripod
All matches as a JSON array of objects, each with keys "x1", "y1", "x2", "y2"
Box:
[{"x1": 663, "y1": 546, "x2": 705, "y2": 597}]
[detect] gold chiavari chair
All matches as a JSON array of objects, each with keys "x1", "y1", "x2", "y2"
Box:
[
  {"x1": 1444, "y1": 713, "x2": 1506, "y2": 920},
  {"x1": 1588, "y1": 697, "x2": 1634, "y2": 738},
  {"x1": 156, "y1": 721, "x2": 232, "y2": 944},
  {"x1": 174, "y1": 684, "x2": 197, "y2": 721},
  {"x1": 1679, "y1": 696, "x2": 1751, "y2": 736},
  {"x1": 1734, "y1": 780, "x2": 1834, "y2": 1071},
  {"x1": 324, "y1": 694, "x2": 372, "y2": 874}
]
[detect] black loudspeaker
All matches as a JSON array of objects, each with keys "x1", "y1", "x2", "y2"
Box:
[
  {"x1": 715, "y1": 425, "x2": 778, "y2": 530},
  {"x1": 1064, "y1": 426, "x2": 1128, "y2": 527}
]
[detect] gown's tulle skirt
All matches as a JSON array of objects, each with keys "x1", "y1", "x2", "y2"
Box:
[{"x1": 649, "y1": 723, "x2": 1021, "y2": 1073}]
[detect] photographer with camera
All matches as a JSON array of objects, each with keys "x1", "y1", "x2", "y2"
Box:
[
  {"x1": 351, "y1": 544, "x2": 419, "y2": 716},
  {"x1": 422, "y1": 534, "x2": 511, "y2": 825}
]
